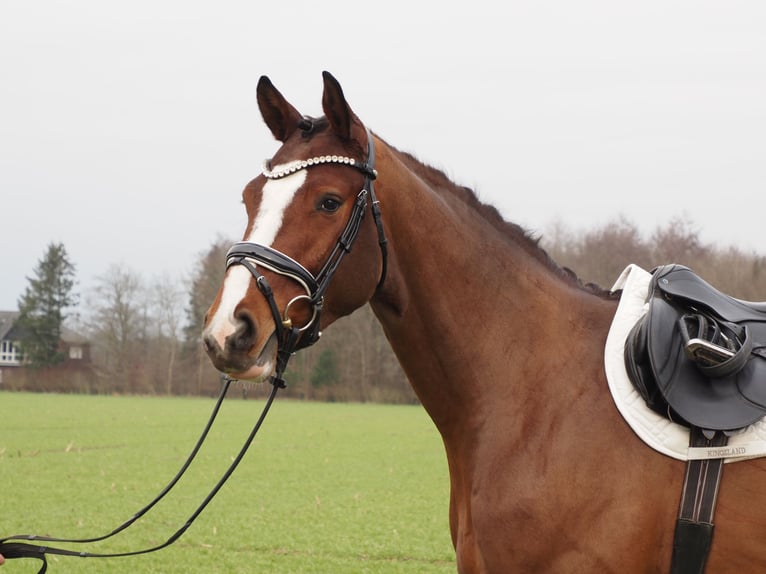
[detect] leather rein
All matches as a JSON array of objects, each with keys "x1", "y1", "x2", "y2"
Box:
[
  {"x1": 0, "y1": 376, "x2": 278, "y2": 573},
  {"x1": 0, "y1": 125, "x2": 387, "y2": 573}
]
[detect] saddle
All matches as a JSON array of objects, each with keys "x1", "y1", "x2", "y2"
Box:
[{"x1": 625, "y1": 264, "x2": 766, "y2": 431}]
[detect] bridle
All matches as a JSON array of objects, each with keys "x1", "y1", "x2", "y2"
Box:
[
  {"x1": 225, "y1": 124, "x2": 388, "y2": 386},
  {"x1": 0, "y1": 123, "x2": 387, "y2": 573}
]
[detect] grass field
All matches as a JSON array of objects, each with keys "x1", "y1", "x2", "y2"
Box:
[{"x1": 0, "y1": 390, "x2": 456, "y2": 573}]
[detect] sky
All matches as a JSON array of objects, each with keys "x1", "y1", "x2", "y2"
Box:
[{"x1": 2, "y1": 1, "x2": 764, "y2": 311}]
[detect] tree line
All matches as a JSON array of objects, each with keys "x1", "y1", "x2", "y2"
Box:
[{"x1": 8, "y1": 215, "x2": 766, "y2": 402}]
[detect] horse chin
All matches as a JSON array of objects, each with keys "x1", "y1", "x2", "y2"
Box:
[{"x1": 231, "y1": 332, "x2": 278, "y2": 383}]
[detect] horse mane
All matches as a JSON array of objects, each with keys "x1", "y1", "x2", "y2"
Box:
[
  {"x1": 387, "y1": 144, "x2": 615, "y2": 299},
  {"x1": 300, "y1": 120, "x2": 613, "y2": 298}
]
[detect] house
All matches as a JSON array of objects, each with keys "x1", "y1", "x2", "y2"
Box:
[
  {"x1": 0, "y1": 311, "x2": 24, "y2": 368},
  {"x1": 0, "y1": 310, "x2": 91, "y2": 388}
]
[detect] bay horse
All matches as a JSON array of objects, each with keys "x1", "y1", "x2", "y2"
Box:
[{"x1": 202, "y1": 72, "x2": 766, "y2": 573}]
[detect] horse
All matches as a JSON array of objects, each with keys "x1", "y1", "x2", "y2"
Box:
[{"x1": 201, "y1": 72, "x2": 766, "y2": 573}]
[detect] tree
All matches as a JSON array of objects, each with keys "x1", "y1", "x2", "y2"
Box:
[
  {"x1": 310, "y1": 349, "x2": 338, "y2": 389},
  {"x1": 543, "y1": 217, "x2": 651, "y2": 288},
  {"x1": 184, "y1": 237, "x2": 231, "y2": 395},
  {"x1": 184, "y1": 236, "x2": 230, "y2": 344},
  {"x1": 150, "y1": 274, "x2": 184, "y2": 395},
  {"x1": 86, "y1": 264, "x2": 146, "y2": 392},
  {"x1": 650, "y1": 216, "x2": 704, "y2": 265},
  {"x1": 16, "y1": 242, "x2": 78, "y2": 367}
]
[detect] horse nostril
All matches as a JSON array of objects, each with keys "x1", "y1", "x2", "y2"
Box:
[
  {"x1": 229, "y1": 309, "x2": 258, "y2": 352},
  {"x1": 202, "y1": 330, "x2": 224, "y2": 359}
]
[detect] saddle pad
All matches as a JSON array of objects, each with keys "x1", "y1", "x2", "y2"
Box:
[{"x1": 604, "y1": 264, "x2": 766, "y2": 462}]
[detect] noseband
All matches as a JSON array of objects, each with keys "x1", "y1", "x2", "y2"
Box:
[{"x1": 226, "y1": 125, "x2": 388, "y2": 386}]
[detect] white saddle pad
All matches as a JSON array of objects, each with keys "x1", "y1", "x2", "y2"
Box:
[{"x1": 604, "y1": 264, "x2": 766, "y2": 462}]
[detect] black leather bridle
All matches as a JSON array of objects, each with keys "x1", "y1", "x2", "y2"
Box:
[
  {"x1": 226, "y1": 124, "x2": 388, "y2": 386},
  {"x1": 0, "y1": 124, "x2": 387, "y2": 573}
]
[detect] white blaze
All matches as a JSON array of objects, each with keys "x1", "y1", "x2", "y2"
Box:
[{"x1": 205, "y1": 165, "x2": 306, "y2": 346}]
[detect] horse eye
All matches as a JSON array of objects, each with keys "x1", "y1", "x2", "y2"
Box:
[{"x1": 319, "y1": 196, "x2": 342, "y2": 213}]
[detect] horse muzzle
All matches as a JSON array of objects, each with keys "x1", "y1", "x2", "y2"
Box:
[
  {"x1": 202, "y1": 310, "x2": 279, "y2": 382},
  {"x1": 202, "y1": 242, "x2": 324, "y2": 383}
]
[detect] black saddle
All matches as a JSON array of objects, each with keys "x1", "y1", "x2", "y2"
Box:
[{"x1": 625, "y1": 264, "x2": 766, "y2": 431}]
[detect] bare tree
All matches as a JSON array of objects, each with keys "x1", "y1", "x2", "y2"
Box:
[
  {"x1": 543, "y1": 216, "x2": 766, "y2": 303},
  {"x1": 86, "y1": 264, "x2": 147, "y2": 393},
  {"x1": 151, "y1": 274, "x2": 184, "y2": 395},
  {"x1": 543, "y1": 216, "x2": 651, "y2": 288},
  {"x1": 184, "y1": 237, "x2": 231, "y2": 395},
  {"x1": 650, "y1": 215, "x2": 705, "y2": 265}
]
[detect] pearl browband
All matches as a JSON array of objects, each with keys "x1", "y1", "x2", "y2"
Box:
[{"x1": 262, "y1": 155, "x2": 378, "y2": 180}]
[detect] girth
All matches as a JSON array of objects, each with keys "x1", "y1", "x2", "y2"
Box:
[
  {"x1": 670, "y1": 428, "x2": 728, "y2": 574},
  {"x1": 623, "y1": 264, "x2": 766, "y2": 573}
]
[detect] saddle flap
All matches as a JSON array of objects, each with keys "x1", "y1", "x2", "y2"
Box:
[{"x1": 646, "y1": 296, "x2": 766, "y2": 430}]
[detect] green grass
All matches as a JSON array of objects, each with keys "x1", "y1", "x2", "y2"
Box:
[{"x1": 0, "y1": 390, "x2": 455, "y2": 573}]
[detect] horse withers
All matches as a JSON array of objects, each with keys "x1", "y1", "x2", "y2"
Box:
[{"x1": 202, "y1": 72, "x2": 766, "y2": 572}]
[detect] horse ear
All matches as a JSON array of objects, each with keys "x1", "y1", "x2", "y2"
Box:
[
  {"x1": 321, "y1": 71, "x2": 362, "y2": 142},
  {"x1": 257, "y1": 75, "x2": 303, "y2": 143}
]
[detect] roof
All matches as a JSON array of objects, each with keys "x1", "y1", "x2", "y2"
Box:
[
  {"x1": 61, "y1": 326, "x2": 89, "y2": 345},
  {"x1": 0, "y1": 310, "x2": 88, "y2": 345},
  {"x1": 0, "y1": 311, "x2": 20, "y2": 341}
]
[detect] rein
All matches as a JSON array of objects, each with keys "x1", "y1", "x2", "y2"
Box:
[
  {"x1": 0, "y1": 124, "x2": 385, "y2": 573},
  {"x1": 0, "y1": 376, "x2": 280, "y2": 573}
]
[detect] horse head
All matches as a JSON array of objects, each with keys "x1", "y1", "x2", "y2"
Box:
[{"x1": 202, "y1": 72, "x2": 386, "y2": 382}]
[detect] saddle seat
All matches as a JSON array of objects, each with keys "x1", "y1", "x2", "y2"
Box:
[
  {"x1": 625, "y1": 264, "x2": 766, "y2": 431},
  {"x1": 657, "y1": 265, "x2": 766, "y2": 322}
]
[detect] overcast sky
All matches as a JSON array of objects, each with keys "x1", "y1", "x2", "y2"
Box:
[{"x1": 2, "y1": 1, "x2": 764, "y2": 311}]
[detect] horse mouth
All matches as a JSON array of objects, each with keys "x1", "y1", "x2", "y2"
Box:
[
  {"x1": 204, "y1": 329, "x2": 278, "y2": 383},
  {"x1": 230, "y1": 332, "x2": 278, "y2": 382}
]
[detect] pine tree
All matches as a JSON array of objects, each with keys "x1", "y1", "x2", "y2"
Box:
[
  {"x1": 17, "y1": 242, "x2": 78, "y2": 367},
  {"x1": 310, "y1": 349, "x2": 338, "y2": 388},
  {"x1": 184, "y1": 237, "x2": 229, "y2": 345}
]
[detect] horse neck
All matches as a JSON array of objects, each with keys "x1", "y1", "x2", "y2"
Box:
[{"x1": 369, "y1": 144, "x2": 616, "y2": 439}]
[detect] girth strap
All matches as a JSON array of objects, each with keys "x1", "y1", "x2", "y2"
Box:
[{"x1": 670, "y1": 427, "x2": 727, "y2": 574}]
